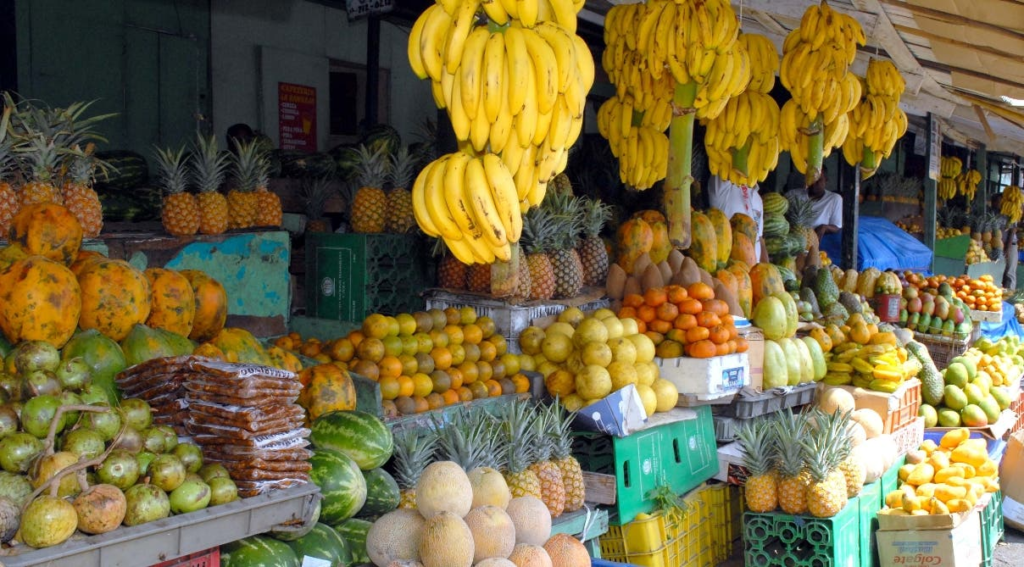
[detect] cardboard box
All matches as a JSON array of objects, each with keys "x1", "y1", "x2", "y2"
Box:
[
  {"x1": 927, "y1": 409, "x2": 1017, "y2": 441},
  {"x1": 738, "y1": 327, "x2": 764, "y2": 391},
  {"x1": 1001, "y1": 429, "x2": 1024, "y2": 531},
  {"x1": 658, "y1": 353, "x2": 749, "y2": 402},
  {"x1": 1003, "y1": 493, "x2": 1024, "y2": 533},
  {"x1": 876, "y1": 510, "x2": 981, "y2": 567},
  {"x1": 713, "y1": 441, "x2": 748, "y2": 484},
  {"x1": 816, "y1": 378, "x2": 921, "y2": 434},
  {"x1": 573, "y1": 385, "x2": 648, "y2": 437}
]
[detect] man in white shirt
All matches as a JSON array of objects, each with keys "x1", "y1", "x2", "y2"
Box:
[
  {"x1": 708, "y1": 176, "x2": 769, "y2": 262},
  {"x1": 785, "y1": 170, "x2": 843, "y2": 239}
]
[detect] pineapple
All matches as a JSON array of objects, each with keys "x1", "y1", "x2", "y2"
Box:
[
  {"x1": 16, "y1": 135, "x2": 64, "y2": 206},
  {"x1": 836, "y1": 415, "x2": 864, "y2": 498},
  {"x1": 786, "y1": 193, "x2": 815, "y2": 252},
  {"x1": 544, "y1": 193, "x2": 584, "y2": 299},
  {"x1": 522, "y1": 207, "x2": 556, "y2": 300},
  {"x1": 301, "y1": 176, "x2": 333, "y2": 234},
  {"x1": 228, "y1": 139, "x2": 264, "y2": 229},
  {"x1": 514, "y1": 247, "x2": 532, "y2": 300},
  {"x1": 736, "y1": 417, "x2": 778, "y2": 513},
  {"x1": 528, "y1": 404, "x2": 566, "y2": 517},
  {"x1": 62, "y1": 145, "x2": 105, "y2": 238},
  {"x1": 550, "y1": 173, "x2": 573, "y2": 196},
  {"x1": 434, "y1": 409, "x2": 489, "y2": 472},
  {"x1": 550, "y1": 400, "x2": 585, "y2": 512},
  {"x1": 350, "y1": 145, "x2": 389, "y2": 233},
  {"x1": 0, "y1": 110, "x2": 19, "y2": 234},
  {"x1": 252, "y1": 145, "x2": 282, "y2": 228},
  {"x1": 392, "y1": 427, "x2": 438, "y2": 510},
  {"x1": 802, "y1": 410, "x2": 849, "y2": 518},
  {"x1": 435, "y1": 238, "x2": 468, "y2": 289},
  {"x1": 577, "y1": 198, "x2": 611, "y2": 287},
  {"x1": 385, "y1": 147, "x2": 417, "y2": 234},
  {"x1": 192, "y1": 133, "x2": 230, "y2": 235},
  {"x1": 501, "y1": 400, "x2": 542, "y2": 499},
  {"x1": 774, "y1": 410, "x2": 811, "y2": 515},
  {"x1": 155, "y1": 145, "x2": 199, "y2": 237},
  {"x1": 467, "y1": 263, "x2": 491, "y2": 293}
]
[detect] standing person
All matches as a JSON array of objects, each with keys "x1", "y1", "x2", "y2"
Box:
[
  {"x1": 786, "y1": 168, "x2": 843, "y2": 240},
  {"x1": 708, "y1": 175, "x2": 769, "y2": 262},
  {"x1": 226, "y1": 123, "x2": 255, "y2": 151},
  {"x1": 996, "y1": 193, "x2": 1020, "y2": 290}
]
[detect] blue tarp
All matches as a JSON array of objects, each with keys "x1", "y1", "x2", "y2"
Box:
[
  {"x1": 820, "y1": 216, "x2": 933, "y2": 272},
  {"x1": 979, "y1": 301, "x2": 1024, "y2": 341}
]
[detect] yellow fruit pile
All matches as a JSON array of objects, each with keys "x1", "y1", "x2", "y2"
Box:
[
  {"x1": 1001, "y1": 185, "x2": 1023, "y2": 223},
  {"x1": 823, "y1": 340, "x2": 920, "y2": 392},
  {"x1": 598, "y1": 0, "x2": 749, "y2": 189},
  {"x1": 957, "y1": 170, "x2": 982, "y2": 201},
  {"x1": 842, "y1": 59, "x2": 908, "y2": 177},
  {"x1": 938, "y1": 156, "x2": 963, "y2": 200},
  {"x1": 407, "y1": 0, "x2": 594, "y2": 263},
  {"x1": 704, "y1": 34, "x2": 782, "y2": 187},
  {"x1": 881, "y1": 430, "x2": 1000, "y2": 517},
  {"x1": 779, "y1": 1, "x2": 866, "y2": 180}
]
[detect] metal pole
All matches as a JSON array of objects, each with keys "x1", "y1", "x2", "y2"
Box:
[
  {"x1": 841, "y1": 162, "x2": 859, "y2": 270},
  {"x1": 924, "y1": 113, "x2": 938, "y2": 273},
  {"x1": 364, "y1": 15, "x2": 380, "y2": 128}
]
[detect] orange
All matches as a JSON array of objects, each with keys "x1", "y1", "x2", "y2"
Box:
[
  {"x1": 623, "y1": 294, "x2": 644, "y2": 308},
  {"x1": 429, "y1": 330, "x2": 450, "y2": 349},
  {"x1": 477, "y1": 316, "x2": 497, "y2": 338},
  {"x1": 444, "y1": 325, "x2": 465, "y2": 345},
  {"x1": 448, "y1": 343, "x2": 466, "y2": 366},
  {"x1": 469, "y1": 381, "x2": 489, "y2": 400},
  {"x1": 412, "y1": 373, "x2": 434, "y2": 398},
  {"x1": 398, "y1": 354, "x2": 419, "y2": 376},
  {"x1": 708, "y1": 325, "x2": 730, "y2": 345},
  {"x1": 397, "y1": 375, "x2": 415, "y2": 397},
  {"x1": 313, "y1": 353, "x2": 332, "y2": 364},
  {"x1": 644, "y1": 288, "x2": 667, "y2": 307},
  {"x1": 352, "y1": 360, "x2": 380, "y2": 381},
  {"x1": 666, "y1": 285, "x2": 688, "y2": 304},
  {"x1": 362, "y1": 313, "x2": 390, "y2": 339},
  {"x1": 477, "y1": 361, "x2": 494, "y2": 382},
  {"x1": 400, "y1": 336, "x2": 419, "y2": 356},
  {"x1": 637, "y1": 305, "x2": 657, "y2": 323},
  {"x1": 679, "y1": 298, "x2": 703, "y2": 315},
  {"x1": 442, "y1": 389, "x2": 460, "y2": 406},
  {"x1": 687, "y1": 339, "x2": 717, "y2": 358},
  {"x1": 457, "y1": 386, "x2": 474, "y2": 402},
  {"x1": 412, "y1": 396, "x2": 429, "y2": 413},
  {"x1": 618, "y1": 306, "x2": 638, "y2": 320},
  {"x1": 715, "y1": 342, "x2": 730, "y2": 356},
  {"x1": 431, "y1": 370, "x2": 452, "y2": 393},
  {"x1": 459, "y1": 361, "x2": 480, "y2": 384},
  {"x1": 426, "y1": 393, "x2": 445, "y2": 410},
  {"x1": 512, "y1": 373, "x2": 531, "y2": 394},
  {"x1": 490, "y1": 359, "x2": 507, "y2": 380},
  {"x1": 431, "y1": 347, "x2": 453, "y2": 370},
  {"x1": 300, "y1": 342, "x2": 322, "y2": 358},
  {"x1": 485, "y1": 380, "x2": 502, "y2": 398},
  {"x1": 385, "y1": 316, "x2": 400, "y2": 337},
  {"x1": 448, "y1": 367, "x2": 465, "y2": 390},
  {"x1": 674, "y1": 313, "x2": 698, "y2": 330},
  {"x1": 378, "y1": 355, "x2": 403, "y2": 378},
  {"x1": 479, "y1": 341, "x2": 498, "y2": 362},
  {"x1": 444, "y1": 307, "x2": 461, "y2": 326},
  {"x1": 734, "y1": 337, "x2": 749, "y2": 353},
  {"x1": 414, "y1": 352, "x2": 435, "y2": 374},
  {"x1": 462, "y1": 343, "x2": 482, "y2": 363},
  {"x1": 395, "y1": 313, "x2": 418, "y2": 336},
  {"x1": 356, "y1": 338, "x2": 385, "y2": 363},
  {"x1": 394, "y1": 396, "x2": 415, "y2": 415},
  {"x1": 545, "y1": 369, "x2": 576, "y2": 397},
  {"x1": 413, "y1": 311, "x2": 434, "y2": 333},
  {"x1": 273, "y1": 336, "x2": 293, "y2": 350},
  {"x1": 381, "y1": 336, "x2": 404, "y2": 357},
  {"x1": 656, "y1": 302, "x2": 679, "y2": 322},
  {"x1": 696, "y1": 312, "x2": 721, "y2": 328},
  {"x1": 644, "y1": 331, "x2": 664, "y2": 345},
  {"x1": 649, "y1": 319, "x2": 672, "y2": 334},
  {"x1": 687, "y1": 282, "x2": 714, "y2": 301},
  {"x1": 462, "y1": 324, "x2": 484, "y2": 345},
  {"x1": 488, "y1": 335, "x2": 508, "y2": 356},
  {"x1": 414, "y1": 333, "x2": 434, "y2": 354},
  {"x1": 379, "y1": 376, "x2": 400, "y2": 400},
  {"x1": 686, "y1": 326, "x2": 710, "y2": 343},
  {"x1": 702, "y1": 299, "x2": 729, "y2": 317}
]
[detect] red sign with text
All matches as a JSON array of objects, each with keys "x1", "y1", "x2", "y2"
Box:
[{"x1": 278, "y1": 83, "x2": 317, "y2": 152}]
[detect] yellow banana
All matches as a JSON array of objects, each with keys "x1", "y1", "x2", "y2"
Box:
[
  {"x1": 497, "y1": 0, "x2": 520, "y2": 20},
  {"x1": 470, "y1": 105, "x2": 491, "y2": 152},
  {"x1": 438, "y1": 0, "x2": 461, "y2": 16},
  {"x1": 571, "y1": 33, "x2": 595, "y2": 92},
  {"x1": 503, "y1": 27, "x2": 530, "y2": 115},
  {"x1": 489, "y1": 62, "x2": 515, "y2": 153},
  {"x1": 444, "y1": 236, "x2": 477, "y2": 264},
  {"x1": 483, "y1": 32, "x2": 506, "y2": 124},
  {"x1": 566, "y1": 112, "x2": 583, "y2": 149},
  {"x1": 705, "y1": 48, "x2": 734, "y2": 101},
  {"x1": 459, "y1": 27, "x2": 491, "y2": 121},
  {"x1": 449, "y1": 69, "x2": 471, "y2": 141},
  {"x1": 465, "y1": 157, "x2": 508, "y2": 249},
  {"x1": 424, "y1": 156, "x2": 465, "y2": 241},
  {"x1": 534, "y1": 22, "x2": 576, "y2": 95},
  {"x1": 419, "y1": 5, "x2": 453, "y2": 82},
  {"x1": 517, "y1": 0, "x2": 538, "y2": 28},
  {"x1": 483, "y1": 153, "x2": 522, "y2": 243},
  {"x1": 515, "y1": 145, "x2": 537, "y2": 201},
  {"x1": 481, "y1": 0, "x2": 509, "y2": 26},
  {"x1": 522, "y1": 28, "x2": 558, "y2": 115},
  {"x1": 430, "y1": 80, "x2": 446, "y2": 109},
  {"x1": 501, "y1": 134, "x2": 525, "y2": 175},
  {"x1": 443, "y1": 153, "x2": 479, "y2": 237},
  {"x1": 533, "y1": 105, "x2": 554, "y2": 147},
  {"x1": 548, "y1": 0, "x2": 577, "y2": 34},
  {"x1": 445, "y1": 0, "x2": 482, "y2": 75},
  {"x1": 407, "y1": 9, "x2": 431, "y2": 80},
  {"x1": 412, "y1": 160, "x2": 440, "y2": 237}
]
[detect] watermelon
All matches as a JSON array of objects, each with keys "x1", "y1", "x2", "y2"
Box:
[
  {"x1": 268, "y1": 499, "x2": 321, "y2": 542},
  {"x1": 334, "y1": 518, "x2": 372, "y2": 565},
  {"x1": 94, "y1": 150, "x2": 149, "y2": 194},
  {"x1": 221, "y1": 535, "x2": 299, "y2": 567},
  {"x1": 358, "y1": 468, "x2": 400, "y2": 518},
  {"x1": 310, "y1": 448, "x2": 367, "y2": 524},
  {"x1": 310, "y1": 411, "x2": 394, "y2": 471},
  {"x1": 287, "y1": 523, "x2": 352, "y2": 567},
  {"x1": 360, "y1": 124, "x2": 401, "y2": 157}
]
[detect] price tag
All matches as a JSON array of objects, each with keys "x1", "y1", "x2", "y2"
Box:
[
  {"x1": 302, "y1": 556, "x2": 331, "y2": 567},
  {"x1": 345, "y1": 0, "x2": 393, "y2": 20}
]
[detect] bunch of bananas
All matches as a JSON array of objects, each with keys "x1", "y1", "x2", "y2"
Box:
[
  {"x1": 956, "y1": 169, "x2": 983, "y2": 201},
  {"x1": 842, "y1": 60, "x2": 908, "y2": 178},
  {"x1": 702, "y1": 33, "x2": 780, "y2": 187},
  {"x1": 598, "y1": 0, "x2": 748, "y2": 190},
  {"x1": 938, "y1": 156, "x2": 963, "y2": 200},
  {"x1": 823, "y1": 342, "x2": 921, "y2": 393},
  {"x1": 1001, "y1": 185, "x2": 1023, "y2": 224},
  {"x1": 779, "y1": 1, "x2": 866, "y2": 182},
  {"x1": 407, "y1": 0, "x2": 594, "y2": 263}
]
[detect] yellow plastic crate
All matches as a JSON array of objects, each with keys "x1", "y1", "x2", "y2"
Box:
[
  {"x1": 702, "y1": 483, "x2": 744, "y2": 564},
  {"x1": 599, "y1": 487, "x2": 713, "y2": 567}
]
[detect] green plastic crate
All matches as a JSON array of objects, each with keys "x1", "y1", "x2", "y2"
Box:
[
  {"x1": 572, "y1": 406, "x2": 717, "y2": 525},
  {"x1": 857, "y1": 481, "x2": 883, "y2": 567},
  {"x1": 981, "y1": 491, "x2": 1004, "y2": 567},
  {"x1": 880, "y1": 455, "x2": 906, "y2": 497},
  {"x1": 305, "y1": 233, "x2": 430, "y2": 321},
  {"x1": 934, "y1": 235, "x2": 971, "y2": 259},
  {"x1": 743, "y1": 495, "x2": 862, "y2": 567}
]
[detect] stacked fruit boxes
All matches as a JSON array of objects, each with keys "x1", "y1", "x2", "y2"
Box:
[{"x1": 743, "y1": 496, "x2": 862, "y2": 567}]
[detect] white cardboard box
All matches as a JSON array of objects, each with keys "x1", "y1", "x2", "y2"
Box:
[
  {"x1": 1000, "y1": 429, "x2": 1024, "y2": 531},
  {"x1": 573, "y1": 385, "x2": 648, "y2": 438},
  {"x1": 657, "y1": 352, "x2": 750, "y2": 402},
  {"x1": 876, "y1": 509, "x2": 982, "y2": 567}
]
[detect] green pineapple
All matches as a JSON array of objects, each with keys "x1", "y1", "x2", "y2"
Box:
[
  {"x1": 527, "y1": 404, "x2": 566, "y2": 517},
  {"x1": 543, "y1": 193, "x2": 584, "y2": 299},
  {"x1": 391, "y1": 427, "x2": 438, "y2": 510},
  {"x1": 155, "y1": 145, "x2": 199, "y2": 237},
  {"x1": 521, "y1": 206, "x2": 557, "y2": 300},
  {"x1": 301, "y1": 176, "x2": 334, "y2": 234},
  {"x1": 576, "y1": 197, "x2": 612, "y2": 287},
  {"x1": 386, "y1": 146, "x2": 417, "y2": 234},
  {"x1": 774, "y1": 409, "x2": 811, "y2": 514},
  {"x1": 736, "y1": 417, "x2": 778, "y2": 513},
  {"x1": 193, "y1": 133, "x2": 231, "y2": 235},
  {"x1": 229, "y1": 139, "x2": 266, "y2": 229},
  {"x1": 802, "y1": 409, "x2": 849, "y2": 518},
  {"x1": 350, "y1": 144, "x2": 390, "y2": 233},
  {"x1": 550, "y1": 400, "x2": 585, "y2": 513},
  {"x1": 501, "y1": 400, "x2": 542, "y2": 499}
]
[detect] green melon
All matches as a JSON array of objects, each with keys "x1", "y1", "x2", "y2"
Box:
[
  {"x1": 334, "y1": 518, "x2": 372, "y2": 565},
  {"x1": 221, "y1": 535, "x2": 299, "y2": 567},
  {"x1": 310, "y1": 411, "x2": 394, "y2": 471},
  {"x1": 61, "y1": 329, "x2": 127, "y2": 403},
  {"x1": 120, "y1": 324, "x2": 178, "y2": 367},
  {"x1": 358, "y1": 467, "x2": 400, "y2": 519},
  {"x1": 310, "y1": 448, "x2": 367, "y2": 524},
  {"x1": 287, "y1": 523, "x2": 352, "y2": 567}
]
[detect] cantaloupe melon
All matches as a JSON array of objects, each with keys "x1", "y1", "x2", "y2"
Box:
[
  {"x1": 385, "y1": 562, "x2": 424, "y2": 567},
  {"x1": 508, "y1": 544, "x2": 553, "y2": 567},
  {"x1": 542, "y1": 534, "x2": 590, "y2": 567},
  {"x1": 366, "y1": 509, "x2": 424, "y2": 565},
  {"x1": 418, "y1": 511, "x2": 474, "y2": 567},
  {"x1": 506, "y1": 497, "x2": 551, "y2": 546},
  {"x1": 851, "y1": 409, "x2": 884, "y2": 439},
  {"x1": 416, "y1": 461, "x2": 473, "y2": 519},
  {"x1": 475, "y1": 559, "x2": 516, "y2": 567},
  {"x1": 852, "y1": 444, "x2": 884, "y2": 484},
  {"x1": 817, "y1": 388, "x2": 855, "y2": 415},
  {"x1": 468, "y1": 467, "x2": 512, "y2": 510},
  {"x1": 847, "y1": 421, "x2": 867, "y2": 447},
  {"x1": 465, "y1": 506, "x2": 516, "y2": 562}
]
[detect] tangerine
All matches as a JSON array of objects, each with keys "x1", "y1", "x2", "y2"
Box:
[
  {"x1": 644, "y1": 288, "x2": 667, "y2": 307},
  {"x1": 444, "y1": 325, "x2": 465, "y2": 345},
  {"x1": 379, "y1": 376, "x2": 400, "y2": 400},
  {"x1": 356, "y1": 338, "x2": 385, "y2": 363},
  {"x1": 687, "y1": 282, "x2": 714, "y2": 301},
  {"x1": 431, "y1": 347, "x2": 453, "y2": 370},
  {"x1": 397, "y1": 375, "x2": 415, "y2": 397},
  {"x1": 426, "y1": 393, "x2": 445, "y2": 410},
  {"x1": 462, "y1": 324, "x2": 484, "y2": 345},
  {"x1": 362, "y1": 313, "x2": 390, "y2": 339},
  {"x1": 412, "y1": 373, "x2": 434, "y2": 398},
  {"x1": 479, "y1": 341, "x2": 498, "y2": 362},
  {"x1": 442, "y1": 389, "x2": 460, "y2": 406},
  {"x1": 352, "y1": 360, "x2": 380, "y2": 381},
  {"x1": 457, "y1": 386, "x2": 474, "y2": 402},
  {"x1": 477, "y1": 316, "x2": 497, "y2": 338},
  {"x1": 398, "y1": 354, "x2": 419, "y2": 376},
  {"x1": 378, "y1": 355, "x2": 403, "y2": 378}
]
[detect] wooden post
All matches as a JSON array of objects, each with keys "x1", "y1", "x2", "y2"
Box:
[
  {"x1": 365, "y1": 15, "x2": 380, "y2": 128},
  {"x1": 975, "y1": 144, "x2": 988, "y2": 216},
  {"x1": 841, "y1": 162, "x2": 859, "y2": 270},
  {"x1": 923, "y1": 113, "x2": 938, "y2": 273}
]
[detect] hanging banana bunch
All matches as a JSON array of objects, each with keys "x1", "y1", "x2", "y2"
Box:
[
  {"x1": 600, "y1": 0, "x2": 750, "y2": 249},
  {"x1": 938, "y1": 156, "x2": 962, "y2": 200},
  {"x1": 842, "y1": 59, "x2": 909, "y2": 180},
  {"x1": 1001, "y1": 185, "x2": 1023, "y2": 224},
  {"x1": 780, "y1": 1, "x2": 866, "y2": 184},
  {"x1": 407, "y1": 0, "x2": 595, "y2": 264},
  {"x1": 957, "y1": 169, "x2": 983, "y2": 201},
  {"x1": 703, "y1": 33, "x2": 781, "y2": 187}
]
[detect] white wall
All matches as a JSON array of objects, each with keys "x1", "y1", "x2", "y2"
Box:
[{"x1": 210, "y1": 0, "x2": 433, "y2": 151}]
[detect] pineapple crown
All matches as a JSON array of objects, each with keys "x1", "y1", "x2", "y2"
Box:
[
  {"x1": 800, "y1": 408, "x2": 848, "y2": 482},
  {"x1": 231, "y1": 138, "x2": 270, "y2": 193},
  {"x1": 548, "y1": 399, "x2": 576, "y2": 461},
  {"x1": 530, "y1": 405, "x2": 554, "y2": 461},
  {"x1": 389, "y1": 146, "x2": 417, "y2": 190},
  {"x1": 772, "y1": 409, "x2": 809, "y2": 478},
  {"x1": 153, "y1": 145, "x2": 191, "y2": 196},
  {"x1": 432, "y1": 408, "x2": 492, "y2": 472},
  {"x1": 65, "y1": 143, "x2": 108, "y2": 185},
  {"x1": 735, "y1": 416, "x2": 777, "y2": 477},
  {"x1": 579, "y1": 197, "x2": 611, "y2": 239},
  {"x1": 521, "y1": 206, "x2": 556, "y2": 255},
  {"x1": 354, "y1": 144, "x2": 391, "y2": 189},
  {"x1": 0, "y1": 106, "x2": 15, "y2": 182},
  {"x1": 391, "y1": 427, "x2": 438, "y2": 490},
  {"x1": 542, "y1": 192, "x2": 584, "y2": 251},
  {"x1": 300, "y1": 176, "x2": 333, "y2": 219},
  {"x1": 501, "y1": 400, "x2": 539, "y2": 474},
  {"x1": 191, "y1": 133, "x2": 230, "y2": 194}
]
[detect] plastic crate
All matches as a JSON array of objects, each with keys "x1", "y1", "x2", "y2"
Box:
[
  {"x1": 743, "y1": 495, "x2": 861, "y2": 567},
  {"x1": 880, "y1": 455, "x2": 907, "y2": 498},
  {"x1": 305, "y1": 233, "x2": 431, "y2": 321},
  {"x1": 915, "y1": 332, "x2": 972, "y2": 370},
  {"x1": 702, "y1": 483, "x2": 743, "y2": 565},
  {"x1": 857, "y1": 480, "x2": 884, "y2": 567},
  {"x1": 713, "y1": 416, "x2": 741, "y2": 443},
  {"x1": 599, "y1": 487, "x2": 713, "y2": 567},
  {"x1": 151, "y1": 548, "x2": 219, "y2": 567},
  {"x1": 572, "y1": 405, "x2": 718, "y2": 525},
  {"x1": 712, "y1": 383, "x2": 817, "y2": 419},
  {"x1": 980, "y1": 491, "x2": 1004, "y2": 567}
]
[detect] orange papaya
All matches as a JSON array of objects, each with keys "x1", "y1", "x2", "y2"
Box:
[
  {"x1": 687, "y1": 212, "x2": 718, "y2": 274},
  {"x1": 730, "y1": 232, "x2": 757, "y2": 268},
  {"x1": 749, "y1": 262, "x2": 785, "y2": 307},
  {"x1": 706, "y1": 208, "x2": 732, "y2": 268}
]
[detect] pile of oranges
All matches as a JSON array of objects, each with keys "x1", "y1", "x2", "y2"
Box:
[
  {"x1": 275, "y1": 306, "x2": 530, "y2": 418},
  {"x1": 617, "y1": 282, "x2": 748, "y2": 359},
  {"x1": 903, "y1": 272, "x2": 1003, "y2": 312}
]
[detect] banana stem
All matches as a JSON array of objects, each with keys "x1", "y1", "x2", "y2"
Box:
[
  {"x1": 732, "y1": 140, "x2": 752, "y2": 178},
  {"x1": 806, "y1": 116, "x2": 824, "y2": 186},
  {"x1": 665, "y1": 81, "x2": 699, "y2": 250},
  {"x1": 632, "y1": 110, "x2": 644, "y2": 128},
  {"x1": 860, "y1": 147, "x2": 878, "y2": 181}
]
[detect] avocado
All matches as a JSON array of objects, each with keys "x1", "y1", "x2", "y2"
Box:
[
  {"x1": 799, "y1": 287, "x2": 821, "y2": 315},
  {"x1": 838, "y1": 291, "x2": 862, "y2": 314}
]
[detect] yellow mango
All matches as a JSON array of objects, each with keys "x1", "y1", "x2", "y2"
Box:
[
  {"x1": 920, "y1": 440, "x2": 938, "y2": 455},
  {"x1": 928, "y1": 452, "x2": 951, "y2": 470},
  {"x1": 985, "y1": 478, "x2": 1001, "y2": 493},
  {"x1": 946, "y1": 477, "x2": 970, "y2": 488},
  {"x1": 930, "y1": 498, "x2": 950, "y2": 515},
  {"x1": 940, "y1": 428, "x2": 970, "y2": 449},
  {"x1": 934, "y1": 485, "x2": 968, "y2": 503},
  {"x1": 976, "y1": 460, "x2": 998, "y2": 478},
  {"x1": 907, "y1": 463, "x2": 936, "y2": 486},
  {"x1": 911, "y1": 509, "x2": 931, "y2": 516},
  {"x1": 951, "y1": 444, "x2": 988, "y2": 468},
  {"x1": 883, "y1": 508, "x2": 911, "y2": 516},
  {"x1": 934, "y1": 467, "x2": 965, "y2": 484},
  {"x1": 902, "y1": 493, "x2": 922, "y2": 513},
  {"x1": 947, "y1": 499, "x2": 973, "y2": 513},
  {"x1": 951, "y1": 463, "x2": 976, "y2": 479},
  {"x1": 905, "y1": 449, "x2": 927, "y2": 465},
  {"x1": 886, "y1": 489, "x2": 913, "y2": 508},
  {"x1": 898, "y1": 464, "x2": 915, "y2": 482},
  {"x1": 914, "y1": 483, "x2": 937, "y2": 498}
]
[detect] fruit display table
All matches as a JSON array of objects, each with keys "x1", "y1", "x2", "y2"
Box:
[{"x1": 0, "y1": 484, "x2": 320, "y2": 567}]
